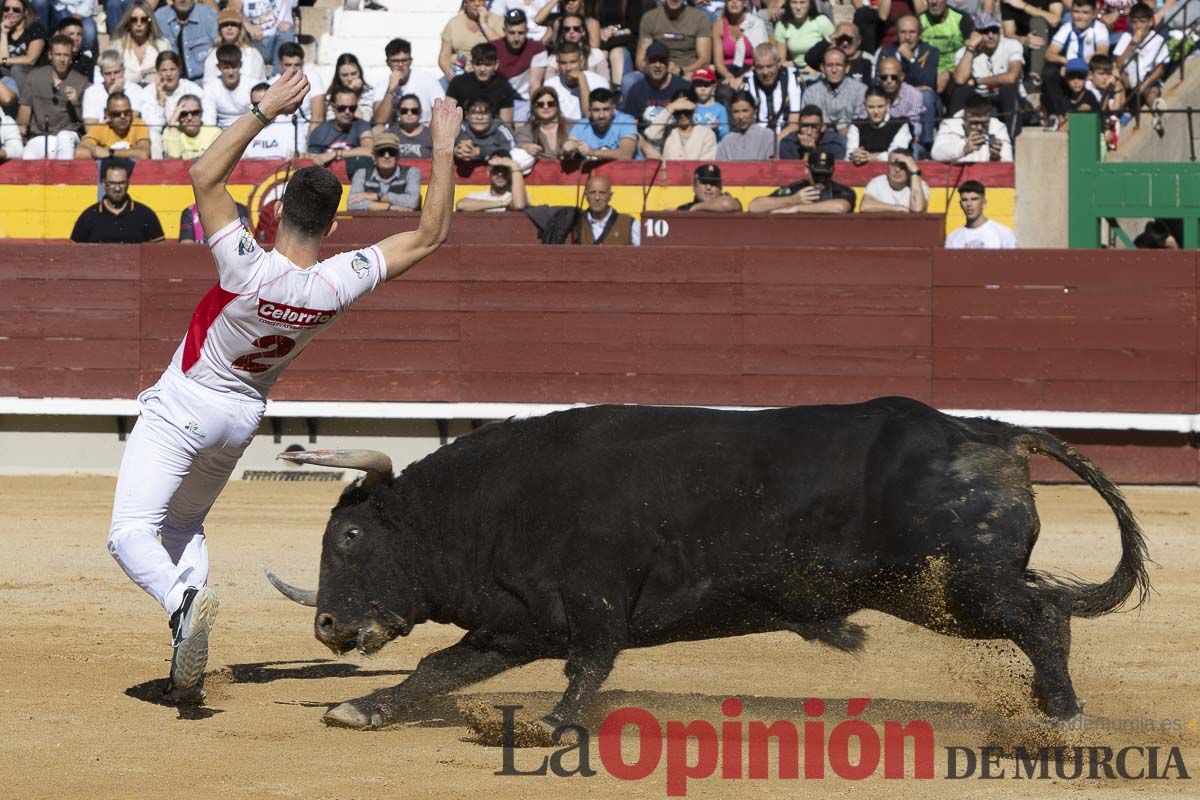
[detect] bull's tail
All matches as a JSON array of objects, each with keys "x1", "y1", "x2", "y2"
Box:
[{"x1": 1017, "y1": 429, "x2": 1150, "y2": 618}]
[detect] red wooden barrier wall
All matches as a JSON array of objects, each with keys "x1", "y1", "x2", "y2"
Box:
[{"x1": 1, "y1": 242, "x2": 1196, "y2": 482}]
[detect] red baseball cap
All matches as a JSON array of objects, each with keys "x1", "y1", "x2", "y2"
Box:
[{"x1": 691, "y1": 67, "x2": 716, "y2": 84}]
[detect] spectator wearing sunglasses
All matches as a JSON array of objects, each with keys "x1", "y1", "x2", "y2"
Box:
[
  {"x1": 17, "y1": 33, "x2": 87, "y2": 159},
  {"x1": 873, "y1": 55, "x2": 925, "y2": 152},
  {"x1": 386, "y1": 93, "x2": 434, "y2": 158},
  {"x1": 347, "y1": 131, "x2": 422, "y2": 212},
  {"x1": 75, "y1": 89, "x2": 150, "y2": 159},
  {"x1": 517, "y1": 84, "x2": 572, "y2": 158},
  {"x1": 161, "y1": 93, "x2": 217, "y2": 158},
  {"x1": 307, "y1": 86, "x2": 374, "y2": 166}
]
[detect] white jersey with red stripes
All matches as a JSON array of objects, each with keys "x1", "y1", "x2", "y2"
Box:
[{"x1": 168, "y1": 220, "x2": 386, "y2": 401}]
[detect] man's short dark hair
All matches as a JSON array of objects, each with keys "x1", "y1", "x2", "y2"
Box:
[
  {"x1": 798, "y1": 104, "x2": 824, "y2": 120},
  {"x1": 891, "y1": 147, "x2": 914, "y2": 158},
  {"x1": 385, "y1": 38, "x2": 412, "y2": 58},
  {"x1": 280, "y1": 166, "x2": 343, "y2": 237},
  {"x1": 556, "y1": 41, "x2": 582, "y2": 57},
  {"x1": 1129, "y1": 2, "x2": 1154, "y2": 18},
  {"x1": 670, "y1": 88, "x2": 699, "y2": 103},
  {"x1": 277, "y1": 42, "x2": 305, "y2": 61},
  {"x1": 102, "y1": 159, "x2": 131, "y2": 182},
  {"x1": 1088, "y1": 53, "x2": 1113, "y2": 70},
  {"x1": 729, "y1": 90, "x2": 757, "y2": 108},
  {"x1": 251, "y1": 82, "x2": 270, "y2": 94},
  {"x1": 964, "y1": 95, "x2": 992, "y2": 116},
  {"x1": 589, "y1": 88, "x2": 615, "y2": 106},
  {"x1": 334, "y1": 87, "x2": 361, "y2": 103},
  {"x1": 958, "y1": 179, "x2": 986, "y2": 196},
  {"x1": 398, "y1": 92, "x2": 421, "y2": 109},
  {"x1": 865, "y1": 85, "x2": 889, "y2": 102},
  {"x1": 48, "y1": 33, "x2": 74, "y2": 49},
  {"x1": 1071, "y1": 0, "x2": 1095, "y2": 7},
  {"x1": 471, "y1": 42, "x2": 498, "y2": 64},
  {"x1": 466, "y1": 97, "x2": 495, "y2": 115},
  {"x1": 106, "y1": 91, "x2": 129, "y2": 108},
  {"x1": 54, "y1": 15, "x2": 83, "y2": 32},
  {"x1": 216, "y1": 43, "x2": 242, "y2": 66},
  {"x1": 156, "y1": 50, "x2": 182, "y2": 69}
]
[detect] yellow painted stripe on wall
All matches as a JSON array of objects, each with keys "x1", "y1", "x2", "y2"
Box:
[{"x1": 0, "y1": 183, "x2": 1014, "y2": 240}]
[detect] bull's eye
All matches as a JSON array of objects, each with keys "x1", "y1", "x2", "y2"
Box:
[{"x1": 344, "y1": 527, "x2": 360, "y2": 543}]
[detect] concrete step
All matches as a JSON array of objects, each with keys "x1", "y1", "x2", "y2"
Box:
[
  {"x1": 318, "y1": 33, "x2": 444, "y2": 71},
  {"x1": 331, "y1": 7, "x2": 461, "y2": 38}
]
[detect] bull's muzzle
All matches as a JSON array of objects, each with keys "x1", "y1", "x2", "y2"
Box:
[{"x1": 315, "y1": 612, "x2": 358, "y2": 655}]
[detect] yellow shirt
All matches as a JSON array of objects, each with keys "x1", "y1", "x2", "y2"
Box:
[
  {"x1": 83, "y1": 120, "x2": 151, "y2": 150},
  {"x1": 162, "y1": 126, "x2": 221, "y2": 159}
]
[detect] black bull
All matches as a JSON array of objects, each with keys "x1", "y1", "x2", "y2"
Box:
[{"x1": 266, "y1": 397, "x2": 1149, "y2": 731}]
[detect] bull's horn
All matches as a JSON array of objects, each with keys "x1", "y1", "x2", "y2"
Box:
[
  {"x1": 264, "y1": 568, "x2": 317, "y2": 607},
  {"x1": 277, "y1": 448, "x2": 393, "y2": 485}
]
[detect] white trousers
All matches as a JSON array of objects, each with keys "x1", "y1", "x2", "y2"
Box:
[
  {"x1": 108, "y1": 367, "x2": 265, "y2": 617},
  {"x1": 22, "y1": 131, "x2": 81, "y2": 160}
]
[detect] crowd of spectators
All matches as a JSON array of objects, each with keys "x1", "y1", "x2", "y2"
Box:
[{"x1": 0, "y1": 0, "x2": 1186, "y2": 246}]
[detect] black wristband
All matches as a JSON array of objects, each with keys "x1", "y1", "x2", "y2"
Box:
[{"x1": 250, "y1": 103, "x2": 271, "y2": 125}]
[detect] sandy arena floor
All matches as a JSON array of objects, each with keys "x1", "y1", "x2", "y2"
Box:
[{"x1": 1, "y1": 476, "x2": 1196, "y2": 799}]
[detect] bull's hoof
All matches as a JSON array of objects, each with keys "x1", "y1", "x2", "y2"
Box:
[{"x1": 323, "y1": 701, "x2": 385, "y2": 729}]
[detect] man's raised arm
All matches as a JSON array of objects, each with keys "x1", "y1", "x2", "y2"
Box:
[
  {"x1": 376, "y1": 98, "x2": 461, "y2": 282},
  {"x1": 188, "y1": 68, "x2": 311, "y2": 234}
]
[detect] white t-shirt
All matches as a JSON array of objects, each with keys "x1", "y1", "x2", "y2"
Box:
[
  {"x1": 544, "y1": 71, "x2": 607, "y2": 120},
  {"x1": 170, "y1": 220, "x2": 386, "y2": 400},
  {"x1": 203, "y1": 78, "x2": 254, "y2": 127},
  {"x1": 1051, "y1": 20, "x2": 1110, "y2": 62},
  {"x1": 863, "y1": 173, "x2": 929, "y2": 207},
  {"x1": 83, "y1": 81, "x2": 146, "y2": 122},
  {"x1": 270, "y1": 64, "x2": 326, "y2": 126},
  {"x1": 462, "y1": 189, "x2": 512, "y2": 211},
  {"x1": 531, "y1": 47, "x2": 608, "y2": 81},
  {"x1": 246, "y1": 119, "x2": 306, "y2": 158},
  {"x1": 371, "y1": 69, "x2": 446, "y2": 124},
  {"x1": 945, "y1": 219, "x2": 1017, "y2": 249},
  {"x1": 1112, "y1": 31, "x2": 1170, "y2": 88},
  {"x1": 954, "y1": 37, "x2": 1023, "y2": 99}
]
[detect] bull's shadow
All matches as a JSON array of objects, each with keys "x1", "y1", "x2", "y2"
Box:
[{"x1": 223, "y1": 658, "x2": 414, "y2": 684}]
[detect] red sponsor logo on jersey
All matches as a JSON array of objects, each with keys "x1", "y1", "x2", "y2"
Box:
[{"x1": 258, "y1": 300, "x2": 336, "y2": 329}]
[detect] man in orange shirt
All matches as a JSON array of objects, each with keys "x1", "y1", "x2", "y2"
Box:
[{"x1": 75, "y1": 92, "x2": 152, "y2": 161}]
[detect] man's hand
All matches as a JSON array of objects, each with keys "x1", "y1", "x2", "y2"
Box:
[
  {"x1": 894, "y1": 152, "x2": 918, "y2": 172},
  {"x1": 724, "y1": 74, "x2": 744, "y2": 89},
  {"x1": 487, "y1": 155, "x2": 518, "y2": 170},
  {"x1": 966, "y1": 128, "x2": 987, "y2": 152},
  {"x1": 258, "y1": 67, "x2": 310, "y2": 119},
  {"x1": 347, "y1": 192, "x2": 375, "y2": 205},
  {"x1": 429, "y1": 97, "x2": 462, "y2": 153},
  {"x1": 62, "y1": 85, "x2": 78, "y2": 104},
  {"x1": 1027, "y1": 33, "x2": 1045, "y2": 49},
  {"x1": 850, "y1": 147, "x2": 870, "y2": 165},
  {"x1": 667, "y1": 97, "x2": 696, "y2": 114},
  {"x1": 897, "y1": 41, "x2": 915, "y2": 60},
  {"x1": 797, "y1": 185, "x2": 821, "y2": 204},
  {"x1": 667, "y1": 62, "x2": 682, "y2": 76},
  {"x1": 310, "y1": 150, "x2": 338, "y2": 166},
  {"x1": 964, "y1": 31, "x2": 983, "y2": 50}
]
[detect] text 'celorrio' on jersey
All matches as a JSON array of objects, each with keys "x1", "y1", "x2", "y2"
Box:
[{"x1": 169, "y1": 220, "x2": 386, "y2": 400}]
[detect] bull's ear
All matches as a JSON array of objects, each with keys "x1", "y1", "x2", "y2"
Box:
[{"x1": 278, "y1": 449, "x2": 393, "y2": 486}]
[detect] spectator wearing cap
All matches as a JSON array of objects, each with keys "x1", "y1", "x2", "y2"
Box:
[
  {"x1": 689, "y1": 66, "x2": 728, "y2": 140},
  {"x1": 860, "y1": 148, "x2": 929, "y2": 213},
  {"x1": 154, "y1": 0, "x2": 218, "y2": 83},
  {"x1": 945, "y1": 179, "x2": 1015, "y2": 248},
  {"x1": 634, "y1": 0, "x2": 712, "y2": 81},
  {"x1": 456, "y1": 151, "x2": 529, "y2": 212},
  {"x1": 621, "y1": 40, "x2": 689, "y2": 128},
  {"x1": 642, "y1": 87, "x2": 717, "y2": 160},
  {"x1": 201, "y1": 43, "x2": 251, "y2": 127},
  {"x1": 678, "y1": 163, "x2": 742, "y2": 212},
  {"x1": 75, "y1": 90, "x2": 151, "y2": 160},
  {"x1": 575, "y1": 173, "x2": 639, "y2": 245},
  {"x1": 491, "y1": 0, "x2": 552, "y2": 44},
  {"x1": 804, "y1": 22, "x2": 875, "y2": 85},
  {"x1": 948, "y1": 12, "x2": 1022, "y2": 130},
  {"x1": 1061, "y1": 58, "x2": 1100, "y2": 122},
  {"x1": 162, "y1": 93, "x2": 218, "y2": 158},
  {"x1": 845, "y1": 87, "x2": 912, "y2": 164},
  {"x1": 448, "y1": 42, "x2": 518, "y2": 126},
  {"x1": 748, "y1": 149, "x2": 855, "y2": 214},
  {"x1": 716, "y1": 90, "x2": 775, "y2": 160},
  {"x1": 562, "y1": 86, "x2": 637, "y2": 160},
  {"x1": 70, "y1": 159, "x2": 164, "y2": 243},
  {"x1": 202, "y1": 9, "x2": 266, "y2": 88},
  {"x1": 931, "y1": 93, "x2": 1012, "y2": 162},
  {"x1": 802, "y1": 47, "x2": 866, "y2": 134},
  {"x1": 742, "y1": 43, "x2": 801, "y2": 145},
  {"x1": 348, "y1": 132, "x2": 422, "y2": 212},
  {"x1": 1042, "y1": 0, "x2": 1108, "y2": 119},
  {"x1": 492, "y1": 8, "x2": 545, "y2": 121}
]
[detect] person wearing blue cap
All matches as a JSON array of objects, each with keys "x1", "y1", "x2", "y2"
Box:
[
  {"x1": 948, "y1": 12, "x2": 1023, "y2": 132},
  {"x1": 1061, "y1": 58, "x2": 1100, "y2": 122}
]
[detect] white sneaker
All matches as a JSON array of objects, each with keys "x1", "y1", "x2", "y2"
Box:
[{"x1": 169, "y1": 586, "x2": 219, "y2": 692}]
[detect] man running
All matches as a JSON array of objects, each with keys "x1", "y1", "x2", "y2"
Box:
[{"x1": 106, "y1": 68, "x2": 461, "y2": 702}]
